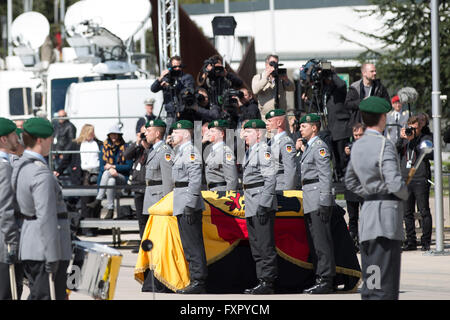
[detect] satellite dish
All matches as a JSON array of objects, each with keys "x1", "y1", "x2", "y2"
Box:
[
  {"x1": 65, "y1": 0, "x2": 151, "y2": 42},
  {"x1": 11, "y1": 11, "x2": 50, "y2": 50}
]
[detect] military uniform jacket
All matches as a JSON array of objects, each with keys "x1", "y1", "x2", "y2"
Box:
[
  {"x1": 172, "y1": 141, "x2": 205, "y2": 216},
  {"x1": 12, "y1": 151, "x2": 72, "y2": 262},
  {"x1": 243, "y1": 142, "x2": 277, "y2": 218},
  {"x1": 0, "y1": 153, "x2": 20, "y2": 263},
  {"x1": 143, "y1": 141, "x2": 174, "y2": 215},
  {"x1": 204, "y1": 141, "x2": 238, "y2": 191},
  {"x1": 269, "y1": 131, "x2": 297, "y2": 190},
  {"x1": 345, "y1": 129, "x2": 409, "y2": 242},
  {"x1": 384, "y1": 110, "x2": 409, "y2": 145},
  {"x1": 300, "y1": 136, "x2": 334, "y2": 214}
]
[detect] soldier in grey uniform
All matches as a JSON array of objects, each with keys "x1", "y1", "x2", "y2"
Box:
[
  {"x1": 12, "y1": 118, "x2": 72, "y2": 300},
  {"x1": 241, "y1": 119, "x2": 278, "y2": 294},
  {"x1": 141, "y1": 119, "x2": 174, "y2": 237},
  {"x1": 384, "y1": 95, "x2": 409, "y2": 146},
  {"x1": 203, "y1": 119, "x2": 238, "y2": 191},
  {"x1": 0, "y1": 118, "x2": 23, "y2": 300},
  {"x1": 265, "y1": 109, "x2": 297, "y2": 190},
  {"x1": 299, "y1": 113, "x2": 336, "y2": 294},
  {"x1": 170, "y1": 120, "x2": 207, "y2": 294},
  {"x1": 345, "y1": 96, "x2": 409, "y2": 300}
]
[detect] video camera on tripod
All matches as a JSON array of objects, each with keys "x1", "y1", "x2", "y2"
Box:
[{"x1": 300, "y1": 59, "x2": 332, "y2": 86}]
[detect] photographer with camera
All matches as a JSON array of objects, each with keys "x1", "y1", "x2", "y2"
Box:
[
  {"x1": 151, "y1": 56, "x2": 195, "y2": 133},
  {"x1": 197, "y1": 55, "x2": 243, "y2": 104},
  {"x1": 236, "y1": 87, "x2": 261, "y2": 127},
  {"x1": 124, "y1": 125, "x2": 150, "y2": 244},
  {"x1": 345, "y1": 63, "x2": 391, "y2": 127},
  {"x1": 252, "y1": 54, "x2": 294, "y2": 120},
  {"x1": 185, "y1": 87, "x2": 222, "y2": 123},
  {"x1": 384, "y1": 95, "x2": 409, "y2": 148},
  {"x1": 399, "y1": 115, "x2": 433, "y2": 252}
]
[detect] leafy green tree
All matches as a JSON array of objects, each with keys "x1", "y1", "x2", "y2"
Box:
[{"x1": 342, "y1": 0, "x2": 449, "y2": 121}]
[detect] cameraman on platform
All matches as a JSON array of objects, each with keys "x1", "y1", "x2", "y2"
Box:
[
  {"x1": 151, "y1": 55, "x2": 195, "y2": 133},
  {"x1": 399, "y1": 115, "x2": 433, "y2": 252},
  {"x1": 252, "y1": 54, "x2": 294, "y2": 120}
]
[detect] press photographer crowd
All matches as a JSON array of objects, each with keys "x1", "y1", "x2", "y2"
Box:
[{"x1": 1, "y1": 52, "x2": 448, "y2": 300}]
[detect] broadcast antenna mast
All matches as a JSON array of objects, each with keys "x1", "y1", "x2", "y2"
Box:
[{"x1": 158, "y1": 0, "x2": 180, "y2": 72}]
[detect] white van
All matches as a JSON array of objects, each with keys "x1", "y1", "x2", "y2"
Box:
[{"x1": 64, "y1": 78, "x2": 164, "y2": 143}]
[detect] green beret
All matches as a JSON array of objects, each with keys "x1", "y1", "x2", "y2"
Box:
[
  {"x1": 299, "y1": 113, "x2": 321, "y2": 124},
  {"x1": 145, "y1": 119, "x2": 166, "y2": 128},
  {"x1": 208, "y1": 119, "x2": 229, "y2": 129},
  {"x1": 265, "y1": 109, "x2": 286, "y2": 120},
  {"x1": 15, "y1": 128, "x2": 23, "y2": 136},
  {"x1": 171, "y1": 119, "x2": 193, "y2": 130},
  {"x1": 23, "y1": 117, "x2": 54, "y2": 138},
  {"x1": 0, "y1": 118, "x2": 17, "y2": 137},
  {"x1": 359, "y1": 96, "x2": 392, "y2": 114},
  {"x1": 243, "y1": 119, "x2": 266, "y2": 129}
]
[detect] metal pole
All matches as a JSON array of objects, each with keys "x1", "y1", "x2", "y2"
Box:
[
  {"x1": 54, "y1": 0, "x2": 59, "y2": 23},
  {"x1": 430, "y1": 0, "x2": 445, "y2": 253},
  {"x1": 7, "y1": 0, "x2": 13, "y2": 56},
  {"x1": 223, "y1": 0, "x2": 231, "y2": 65},
  {"x1": 269, "y1": 0, "x2": 276, "y2": 54},
  {"x1": 140, "y1": 29, "x2": 146, "y2": 70}
]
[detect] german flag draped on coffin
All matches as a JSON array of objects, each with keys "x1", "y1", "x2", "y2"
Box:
[{"x1": 134, "y1": 190, "x2": 361, "y2": 293}]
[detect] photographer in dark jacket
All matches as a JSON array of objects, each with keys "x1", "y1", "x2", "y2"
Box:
[
  {"x1": 187, "y1": 87, "x2": 222, "y2": 123},
  {"x1": 197, "y1": 54, "x2": 243, "y2": 107},
  {"x1": 324, "y1": 71, "x2": 351, "y2": 180},
  {"x1": 345, "y1": 63, "x2": 391, "y2": 127},
  {"x1": 151, "y1": 55, "x2": 195, "y2": 133},
  {"x1": 236, "y1": 87, "x2": 261, "y2": 127},
  {"x1": 124, "y1": 125, "x2": 150, "y2": 244},
  {"x1": 399, "y1": 115, "x2": 433, "y2": 251}
]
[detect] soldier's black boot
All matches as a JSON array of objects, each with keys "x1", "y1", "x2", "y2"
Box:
[
  {"x1": 104, "y1": 209, "x2": 114, "y2": 219},
  {"x1": 87, "y1": 199, "x2": 101, "y2": 209},
  {"x1": 303, "y1": 277, "x2": 334, "y2": 294},
  {"x1": 244, "y1": 279, "x2": 274, "y2": 294},
  {"x1": 402, "y1": 241, "x2": 417, "y2": 251},
  {"x1": 176, "y1": 280, "x2": 206, "y2": 294}
]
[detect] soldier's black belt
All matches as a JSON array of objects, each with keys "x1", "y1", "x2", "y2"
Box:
[
  {"x1": 302, "y1": 178, "x2": 319, "y2": 186},
  {"x1": 243, "y1": 182, "x2": 265, "y2": 190},
  {"x1": 364, "y1": 194, "x2": 400, "y2": 201},
  {"x1": 277, "y1": 170, "x2": 284, "y2": 174},
  {"x1": 174, "y1": 181, "x2": 189, "y2": 188},
  {"x1": 208, "y1": 181, "x2": 227, "y2": 189},
  {"x1": 146, "y1": 180, "x2": 162, "y2": 186},
  {"x1": 21, "y1": 212, "x2": 68, "y2": 220}
]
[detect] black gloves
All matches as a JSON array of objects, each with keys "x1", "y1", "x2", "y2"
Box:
[
  {"x1": 6, "y1": 244, "x2": 18, "y2": 265},
  {"x1": 318, "y1": 205, "x2": 333, "y2": 223},
  {"x1": 45, "y1": 261, "x2": 59, "y2": 276},
  {"x1": 257, "y1": 206, "x2": 270, "y2": 225},
  {"x1": 184, "y1": 206, "x2": 197, "y2": 225}
]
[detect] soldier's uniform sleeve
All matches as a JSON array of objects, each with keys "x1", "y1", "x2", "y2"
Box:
[
  {"x1": 312, "y1": 142, "x2": 333, "y2": 207},
  {"x1": 185, "y1": 148, "x2": 203, "y2": 209},
  {"x1": 161, "y1": 145, "x2": 174, "y2": 196},
  {"x1": 344, "y1": 157, "x2": 364, "y2": 196},
  {"x1": 32, "y1": 167, "x2": 62, "y2": 262},
  {"x1": 382, "y1": 139, "x2": 409, "y2": 200},
  {"x1": 259, "y1": 145, "x2": 277, "y2": 208},
  {"x1": 223, "y1": 147, "x2": 238, "y2": 190},
  {"x1": 0, "y1": 163, "x2": 19, "y2": 248},
  {"x1": 281, "y1": 137, "x2": 297, "y2": 190}
]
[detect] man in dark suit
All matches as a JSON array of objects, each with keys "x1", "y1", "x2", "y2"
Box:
[{"x1": 345, "y1": 63, "x2": 391, "y2": 128}]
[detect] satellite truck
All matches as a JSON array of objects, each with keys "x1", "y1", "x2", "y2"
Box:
[{"x1": 1, "y1": 0, "x2": 163, "y2": 143}]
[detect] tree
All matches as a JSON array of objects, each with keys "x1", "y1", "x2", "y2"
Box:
[{"x1": 341, "y1": 0, "x2": 450, "y2": 121}]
